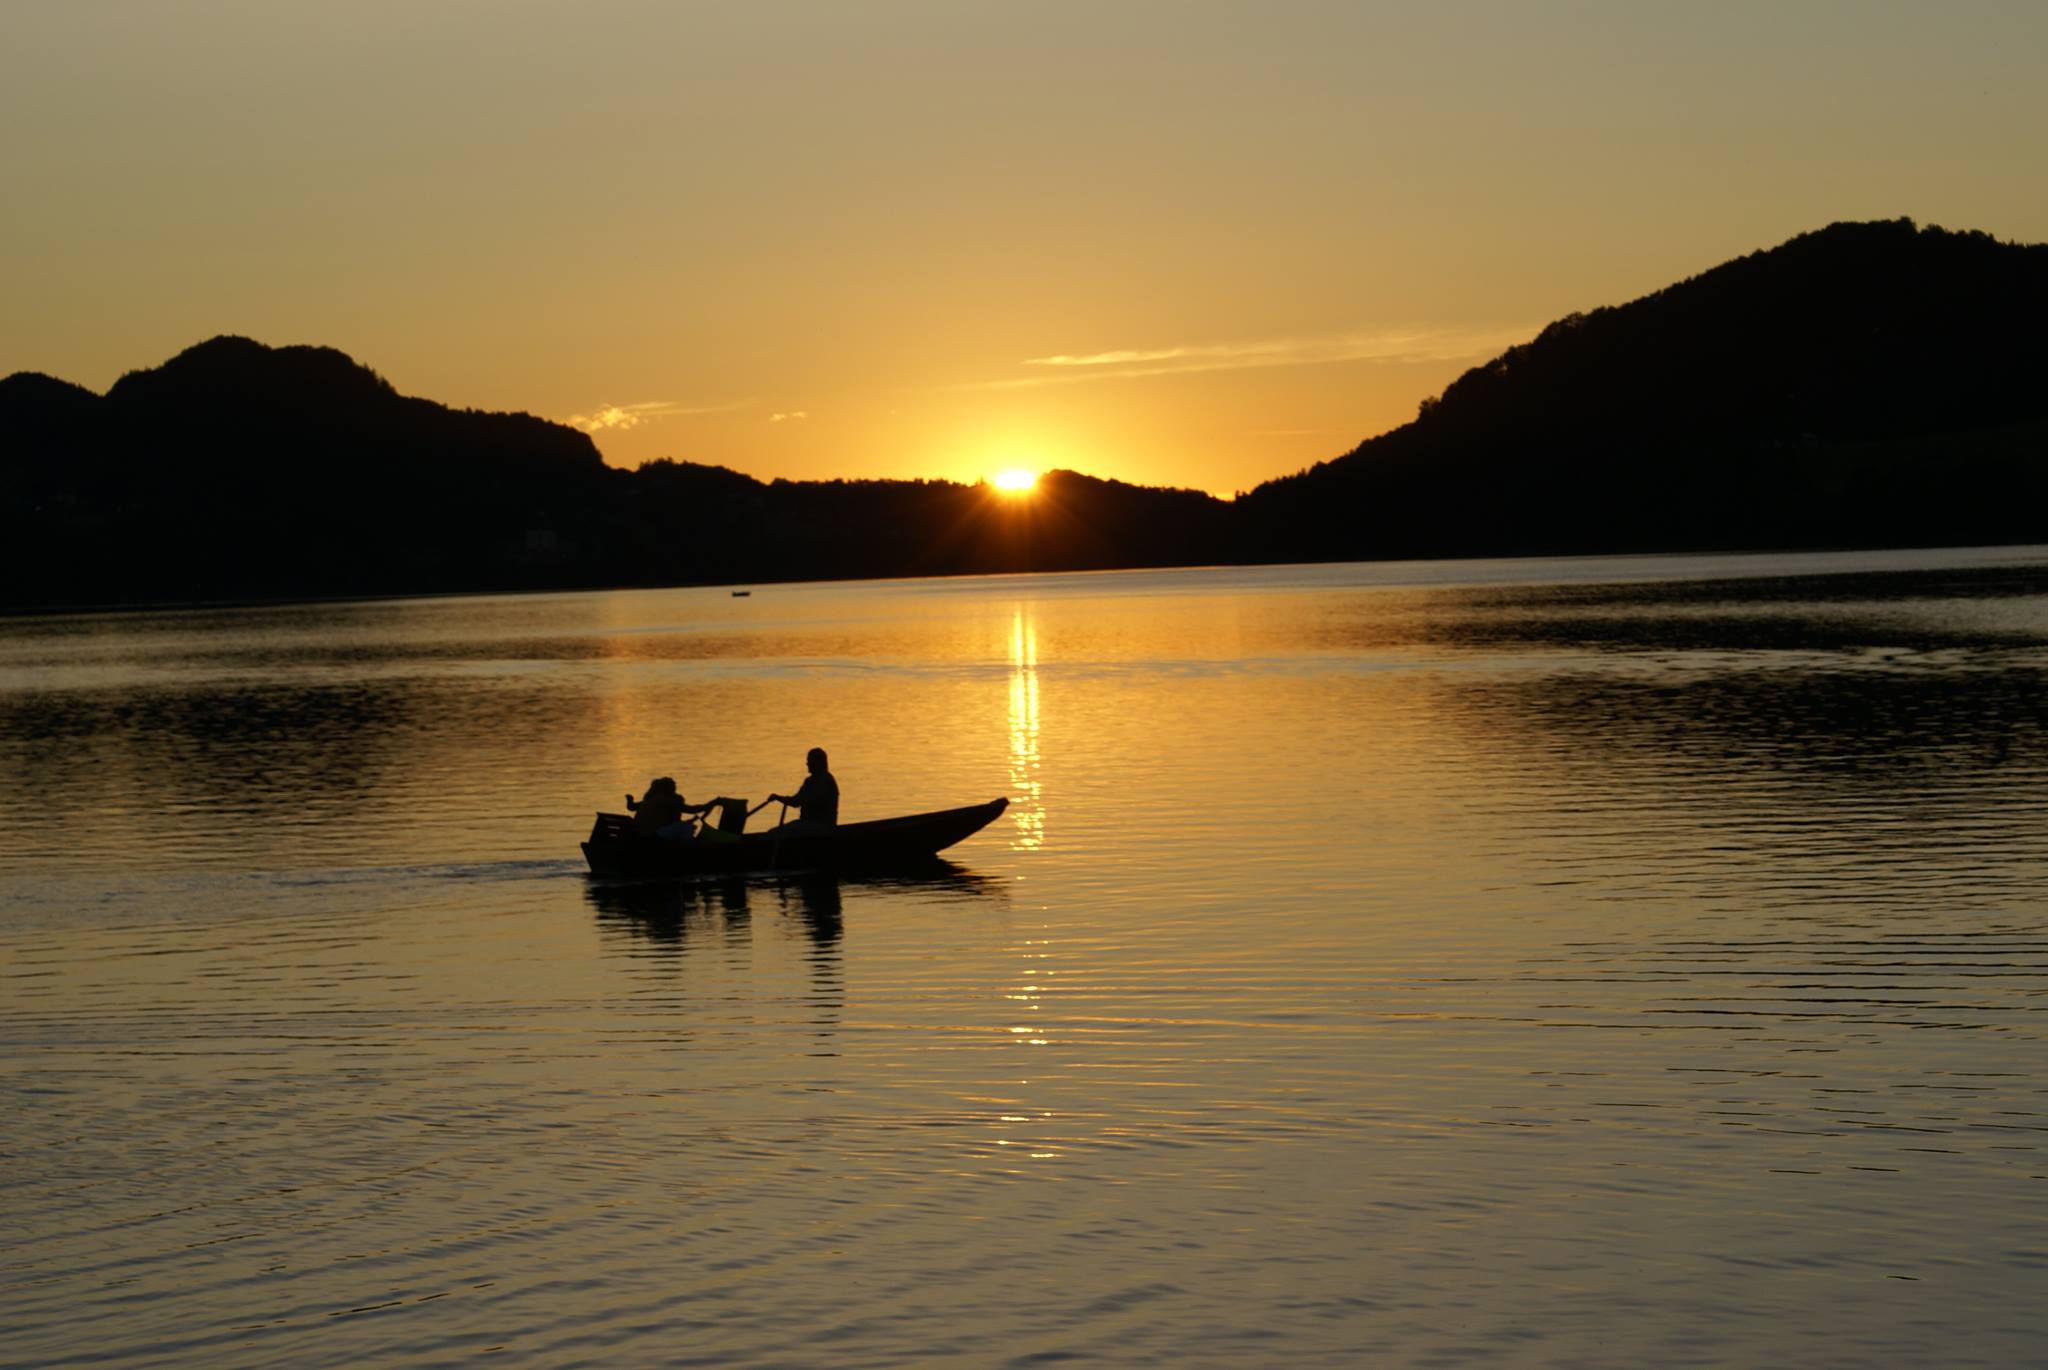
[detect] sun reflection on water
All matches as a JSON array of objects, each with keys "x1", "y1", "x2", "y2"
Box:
[{"x1": 1007, "y1": 606, "x2": 1044, "y2": 850}]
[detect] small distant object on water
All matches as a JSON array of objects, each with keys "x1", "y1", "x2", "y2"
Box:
[
  {"x1": 583, "y1": 796, "x2": 1007, "y2": 877},
  {"x1": 731, "y1": 589, "x2": 752, "y2": 597}
]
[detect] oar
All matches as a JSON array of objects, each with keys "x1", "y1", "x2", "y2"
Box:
[{"x1": 741, "y1": 796, "x2": 790, "y2": 869}]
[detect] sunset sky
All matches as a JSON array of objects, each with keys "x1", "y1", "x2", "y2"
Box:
[{"x1": 4, "y1": 1, "x2": 2044, "y2": 496}]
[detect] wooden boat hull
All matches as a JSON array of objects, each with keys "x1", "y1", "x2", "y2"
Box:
[{"x1": 581, "y1": 797, "x2": 1009, "y2": 877}]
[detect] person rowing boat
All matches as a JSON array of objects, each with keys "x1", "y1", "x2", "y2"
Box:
[{"x1": 765, "y1": 747, "x2": 838, "y2": 837}]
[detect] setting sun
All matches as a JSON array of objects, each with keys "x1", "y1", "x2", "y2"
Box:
[{"x1": 991, "y1": 468, "x2": 1039, "y2": 495}]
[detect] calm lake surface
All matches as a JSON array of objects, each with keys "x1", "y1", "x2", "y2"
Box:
[{"x1": 6, "y1": 548, "x2": 2048, "y2": 1368}]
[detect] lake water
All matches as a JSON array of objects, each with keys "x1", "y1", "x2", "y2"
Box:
[{"x1": 5, "y1": 548, "x2": 2048, "y2": 1368}]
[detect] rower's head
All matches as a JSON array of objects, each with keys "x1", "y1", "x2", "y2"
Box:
[{"x1": 806, "y1": 747, "x2": 828, "y2": 774}]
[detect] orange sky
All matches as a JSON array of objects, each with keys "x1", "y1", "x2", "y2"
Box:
[{"x1": 4, "y1": 3, "x2": 2045, "y2": 496}]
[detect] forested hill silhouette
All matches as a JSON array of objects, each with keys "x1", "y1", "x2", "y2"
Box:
[
  {"x1": 1234, "y1": 218, "x2": 2048, "y2": 561},
  {"x1": 3, "y1": 219, "x2": 2045, "y2": 610},
  {"x1": 0, "y1": 337, "x2": 1227, "y2": 607}
]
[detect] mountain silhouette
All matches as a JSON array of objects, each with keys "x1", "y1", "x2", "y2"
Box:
[
  {"x1": 4, "y1": 219, "x2": 2045, "y2": 610},
  {"x1": 1234, "y1": 218, "x2": 2048, "y2": 561},
  {"x1": 0, "y1": 338, "x2": 1226, "y2": 606},
  {"x1": 3, "y1": 337, "x2": 616, "y2": 605}
]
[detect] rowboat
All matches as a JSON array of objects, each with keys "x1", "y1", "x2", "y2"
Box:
[{"x1": 581, "y1": 797, "x2": 1009, "y2": 877}]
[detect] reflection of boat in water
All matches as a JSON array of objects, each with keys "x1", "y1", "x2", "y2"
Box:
[
  {"x1": 581, "y1": 798, "x2": 1008, "y2": 877},
  {"x1": 586, "y1": 872, "x2": 756, "y2": 938},
  {"x1": 585, "y1": 862, "x2": 1006, "y2": 950}
]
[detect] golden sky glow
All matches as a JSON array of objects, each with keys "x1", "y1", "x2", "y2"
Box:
[{"x1": 3, "y1": 2, "x2": 2045, "y2": 496}]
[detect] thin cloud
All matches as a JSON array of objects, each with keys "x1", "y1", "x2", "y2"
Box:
[
  {"x1": 564, "y1": 398, "x2": 753, "y2": 433},
  {"x1": 960, "y1": 325, "x2": 1538, "y2": 391},
  {"x1": 769, "y1": 410, "x2": 808, "y2": 423}
]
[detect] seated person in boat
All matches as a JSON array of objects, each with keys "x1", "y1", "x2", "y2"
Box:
[
  {"x1": 768, "y1": 748, "x2": 839, "y2": 835},
  {"x1": 626, "y1": 776, "x2": 716, "y2": 840}
]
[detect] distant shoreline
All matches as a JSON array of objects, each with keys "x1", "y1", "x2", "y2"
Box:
[{"x1": 10, "y1": 539, "x2": 2046, "y2": 622}]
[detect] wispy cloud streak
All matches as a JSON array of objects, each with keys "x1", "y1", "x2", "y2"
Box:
[
  {"x1": 565, "y1": 398, "x2": 754, "y2": 433},
  {"x1": 961, "y1": 325, "x2": 1537, "y2": 391}
]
